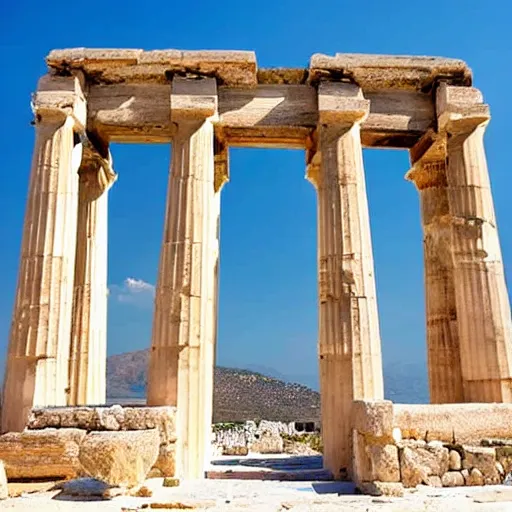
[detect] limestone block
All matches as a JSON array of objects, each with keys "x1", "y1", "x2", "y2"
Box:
[
  {"x1": 496, "y1": 446, "x2": 512, "y2": 474},
  {"x1": 367, "y1": 444, "x2": 400, "y2": 482},
  {"x1": 449, "y1": 450, "x2": 462, "y2": 470},
  {"x1": 466, "y1": 468, "x2": 484, "y2": 486},
  {"x1": 171, "y1": 76, "x2": 217, "y2": 120},
  {"x1": 79, "y1": 430, "x2": 159, "y2": 487},
  {"x1": 393, "y1": 404, "x2": 512, "y2": 443},
  {"x1": 462, "y1": 446, "x2": 500, "y2": 484},
  {"x1": 425, "y1": 475, "x2": 442, "y2": 487},
  {"x1": 152, "y1": 444, "x2": 176, "y2": 477},
  {"x1": 0, "y1": 461, "x2": 7, "y2": 500},
  {"x1": 28, "y1": 406, "x2": 176, "y2": 444},
  {"x1": 224, "y1": 446, "x2": 249, "y2": 456},
  {"x1": 0, "y1": 428, "x2": 85, "y2": 480},
  {"x1": 47, "y1": 49, "x2": 258, "y2": 87},
  {"x1": 399, "y1": 445, "x2": 449, "y2": 488},
  {"x1": 442, "y1": 471, "x2": 465, "y2": 487},
  {"x1": 309, "y1": 53, "x2": 471, "y2": 91},
  {"x1": 358, "y1": 481, "x2": 404, "y2": 497},
  {"x1": 250, "y1": 433, "x2": 283, "y2": 454},
  {"x1": 352, "y1": 400, "x2": 393, "y2": 438}
]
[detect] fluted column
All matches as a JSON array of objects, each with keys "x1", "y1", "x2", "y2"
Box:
[
  {"x1": 148, "y1": 77, "x2": 219, "y2": 479},
  {"x1": 437, "y1": 83, "x2": 512, "y2": 402},
  {"x1": 68, "y1": 141, "x2": 117, "y2": 405},
  {"x1": 315, "y1": 82, "x2": 384, "y2": 479},
  {"x1": 1, "y1": 75, "x2": 86, "y2": 432},
  {"x1": 406, "y1": 136, "x2": 463, "y2": 403}
]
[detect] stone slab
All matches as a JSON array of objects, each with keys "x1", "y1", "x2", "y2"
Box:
[
  {"x1": 352, "y1": 400, "x2": 393, "y2": 438},
  {"x1": 393, "y1": 403, "x2": 512, "y2": 443},
  {"x1": 28, "y1": 405, "x2": 176, "y2": 443},
  {"x1": 79, "y1": 430, "x2": 159, "y2": 487},
  {"x1": 0, "y1": 428, "x2": 85, "y2": 480},
  {"x1": 309, "y1": 53, "x2": 472, "y2": 90},
  {"x1": 46, "y1": 48, "x2": 258, "y2": 87}
]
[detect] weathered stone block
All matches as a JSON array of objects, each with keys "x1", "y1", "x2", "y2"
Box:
[
  {"x1": 251, "y1": 433, "x2": 283, "y2": 454},
  {"x1": 399, "y1": 445, "x2": 449, "y2": 488},
  {"x1": 442, "y1": 471, "x2": 465, "y2": 487},
  {"x1": 28, "y1": 406, "x2": 176, "y2": 443},
  {"x1": 449, "y1": 450, "x2": 462, "y2": 470},
  {"x1": 466, "y1": 467, "x2": 484, "y2": 486},
  {"x1": 79, "y1": 430, "x2": 159, "y2": 487},
  {"x1": 358, "y1": 481, "x2": 404, "y2": 497},
  {"x1": 496, "y1": 446, "x2": 512, "y2": 475},
  {"x1": 367, "y1": 444, "x2": 400, "y2": 482},
  {"x1": 352, "y1": 400, "x2": 393, "y2": 438},
  {"x1": 462, "y1": 446, "x2": 500, "y2": 484},
  {"x1": 394, "y1": 404, "x2": 512, "y2": 444},
  {"x1": 152, "y1": 444, "x2": 176, "y2": 477},
  {"x1": 0, "y1": 428, "x2": 85, "y2": 480},
  {"x1": 424, "y1": 475, "x2": 442, "y2": 487}
]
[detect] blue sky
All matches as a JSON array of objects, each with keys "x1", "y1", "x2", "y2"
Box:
[{"x1": 1, "y1": 0, "x2": 511, "y2": 393}]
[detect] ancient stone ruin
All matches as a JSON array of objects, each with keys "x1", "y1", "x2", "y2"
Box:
[{"x1": 1, "y1": 49, "x2": 512, "y2": 493}]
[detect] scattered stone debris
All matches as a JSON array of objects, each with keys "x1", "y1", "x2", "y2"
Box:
[{"x1": 163, "y1": 477, "x2": 180, "y2": 487}]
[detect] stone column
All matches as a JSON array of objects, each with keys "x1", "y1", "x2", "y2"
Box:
[
  {"x1": 315, "y1": 82, "x2": 384, "y2": 479},
  {"x1": 437, "y1": 83, "x2": 512, "y2": 402},
  {"x1": 406, "y1": 135, "x2": 463, "y2": 403},
  {"x1": 1, "y1": 75, "x2": 86, "y2": 432},
  {"x1": 147, "y1": 77, "x2": 219, "y2": 479},
  {"x1": 68, "y1": 140, "x2": 117, "y2": 406}
]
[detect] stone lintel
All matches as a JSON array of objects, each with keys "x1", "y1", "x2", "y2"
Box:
[
  {"x1": 33, "y1": 74, "x2": 86, "y2": 127},
  {"x1": 318, "y1": 82, "x2": 369, "y2": 125},
  {"x1": 171, "y1": 76, "x2": 218, "y2": 121},
  {"x1": 437, "y1": 82, "x2": 490, "y2": 133},
  {"x1": 310, "y1": 53, "x2": 472, "y2": 91},
  {"x1": 47, "y1": 48, "x2": 258, "y2": 87}
]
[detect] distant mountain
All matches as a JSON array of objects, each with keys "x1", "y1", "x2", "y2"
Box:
[
  {"x1": 106, "y1": 349, "x2": 429, "y2": 423},
  {"x1": 107, "y1": 349, "x2": 320, "y2": 423}
]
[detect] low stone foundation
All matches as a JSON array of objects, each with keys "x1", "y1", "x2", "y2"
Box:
[
  {"x1": 353, "y1": 400, "x2": 512, "y2": 496},
  {"x1": 0, "y1": 405, "x2": 176, "y2": 481}
]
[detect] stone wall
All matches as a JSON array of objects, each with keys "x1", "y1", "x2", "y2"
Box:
[
  {"x1": 353, "y1": 400, "x2": 512, "y2": 496},
  {"x1": 0, "y1": 405, "x2": 176, "y2": 481}
]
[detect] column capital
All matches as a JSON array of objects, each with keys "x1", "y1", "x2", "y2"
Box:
[
  {"x1": 171, "y1": 76, "x2": 218, "y2": 122},
  {"x1": 305, "y1": 131, "x2": 321, "y2": 188},
  {"x1": 32, "y1": 74, "x2": 87, "y2": 128},
  {"x1": 78, "y1": 137, "x2": 117, "y2": 199},
  {"x1": 317, "y1": 81, "x2": 369, "y2": 125},
  {"x1": 436, "y1": 82, "x2": 490, "y2": 134},
  {"x1": 214, "y1": 136, "x2": 229, "y2": 192},
  {"x1": 406, "y1": 130, "x2": 447, "y2": 190}
]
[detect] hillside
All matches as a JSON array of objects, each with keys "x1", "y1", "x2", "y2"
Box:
[{"x1": 107, "y1": 349, "x2": 321, "y2": 423}]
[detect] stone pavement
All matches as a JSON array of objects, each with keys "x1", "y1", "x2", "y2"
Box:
[{"x1": 4, "y1": 478, "x2": 512, "y2": 511}]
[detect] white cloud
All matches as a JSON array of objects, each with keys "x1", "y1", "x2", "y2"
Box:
[{"x1": 109, "y1": 277, "x2": 155, "y2": 307}]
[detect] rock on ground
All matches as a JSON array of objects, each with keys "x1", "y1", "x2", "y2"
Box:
[{"x1": 79, "y1": 429, "x2": 159, "y2": 487}]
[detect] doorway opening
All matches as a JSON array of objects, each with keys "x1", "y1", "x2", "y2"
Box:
[
  {"x1": 210, "y1": 147, "x2": 324, "y2": 480},
  {"x1": 362, "y1": 148, "x2": 428, "y2": 404},
  {"x1": 105, "y1": 143, "x2": 170, "y2": 406}
]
